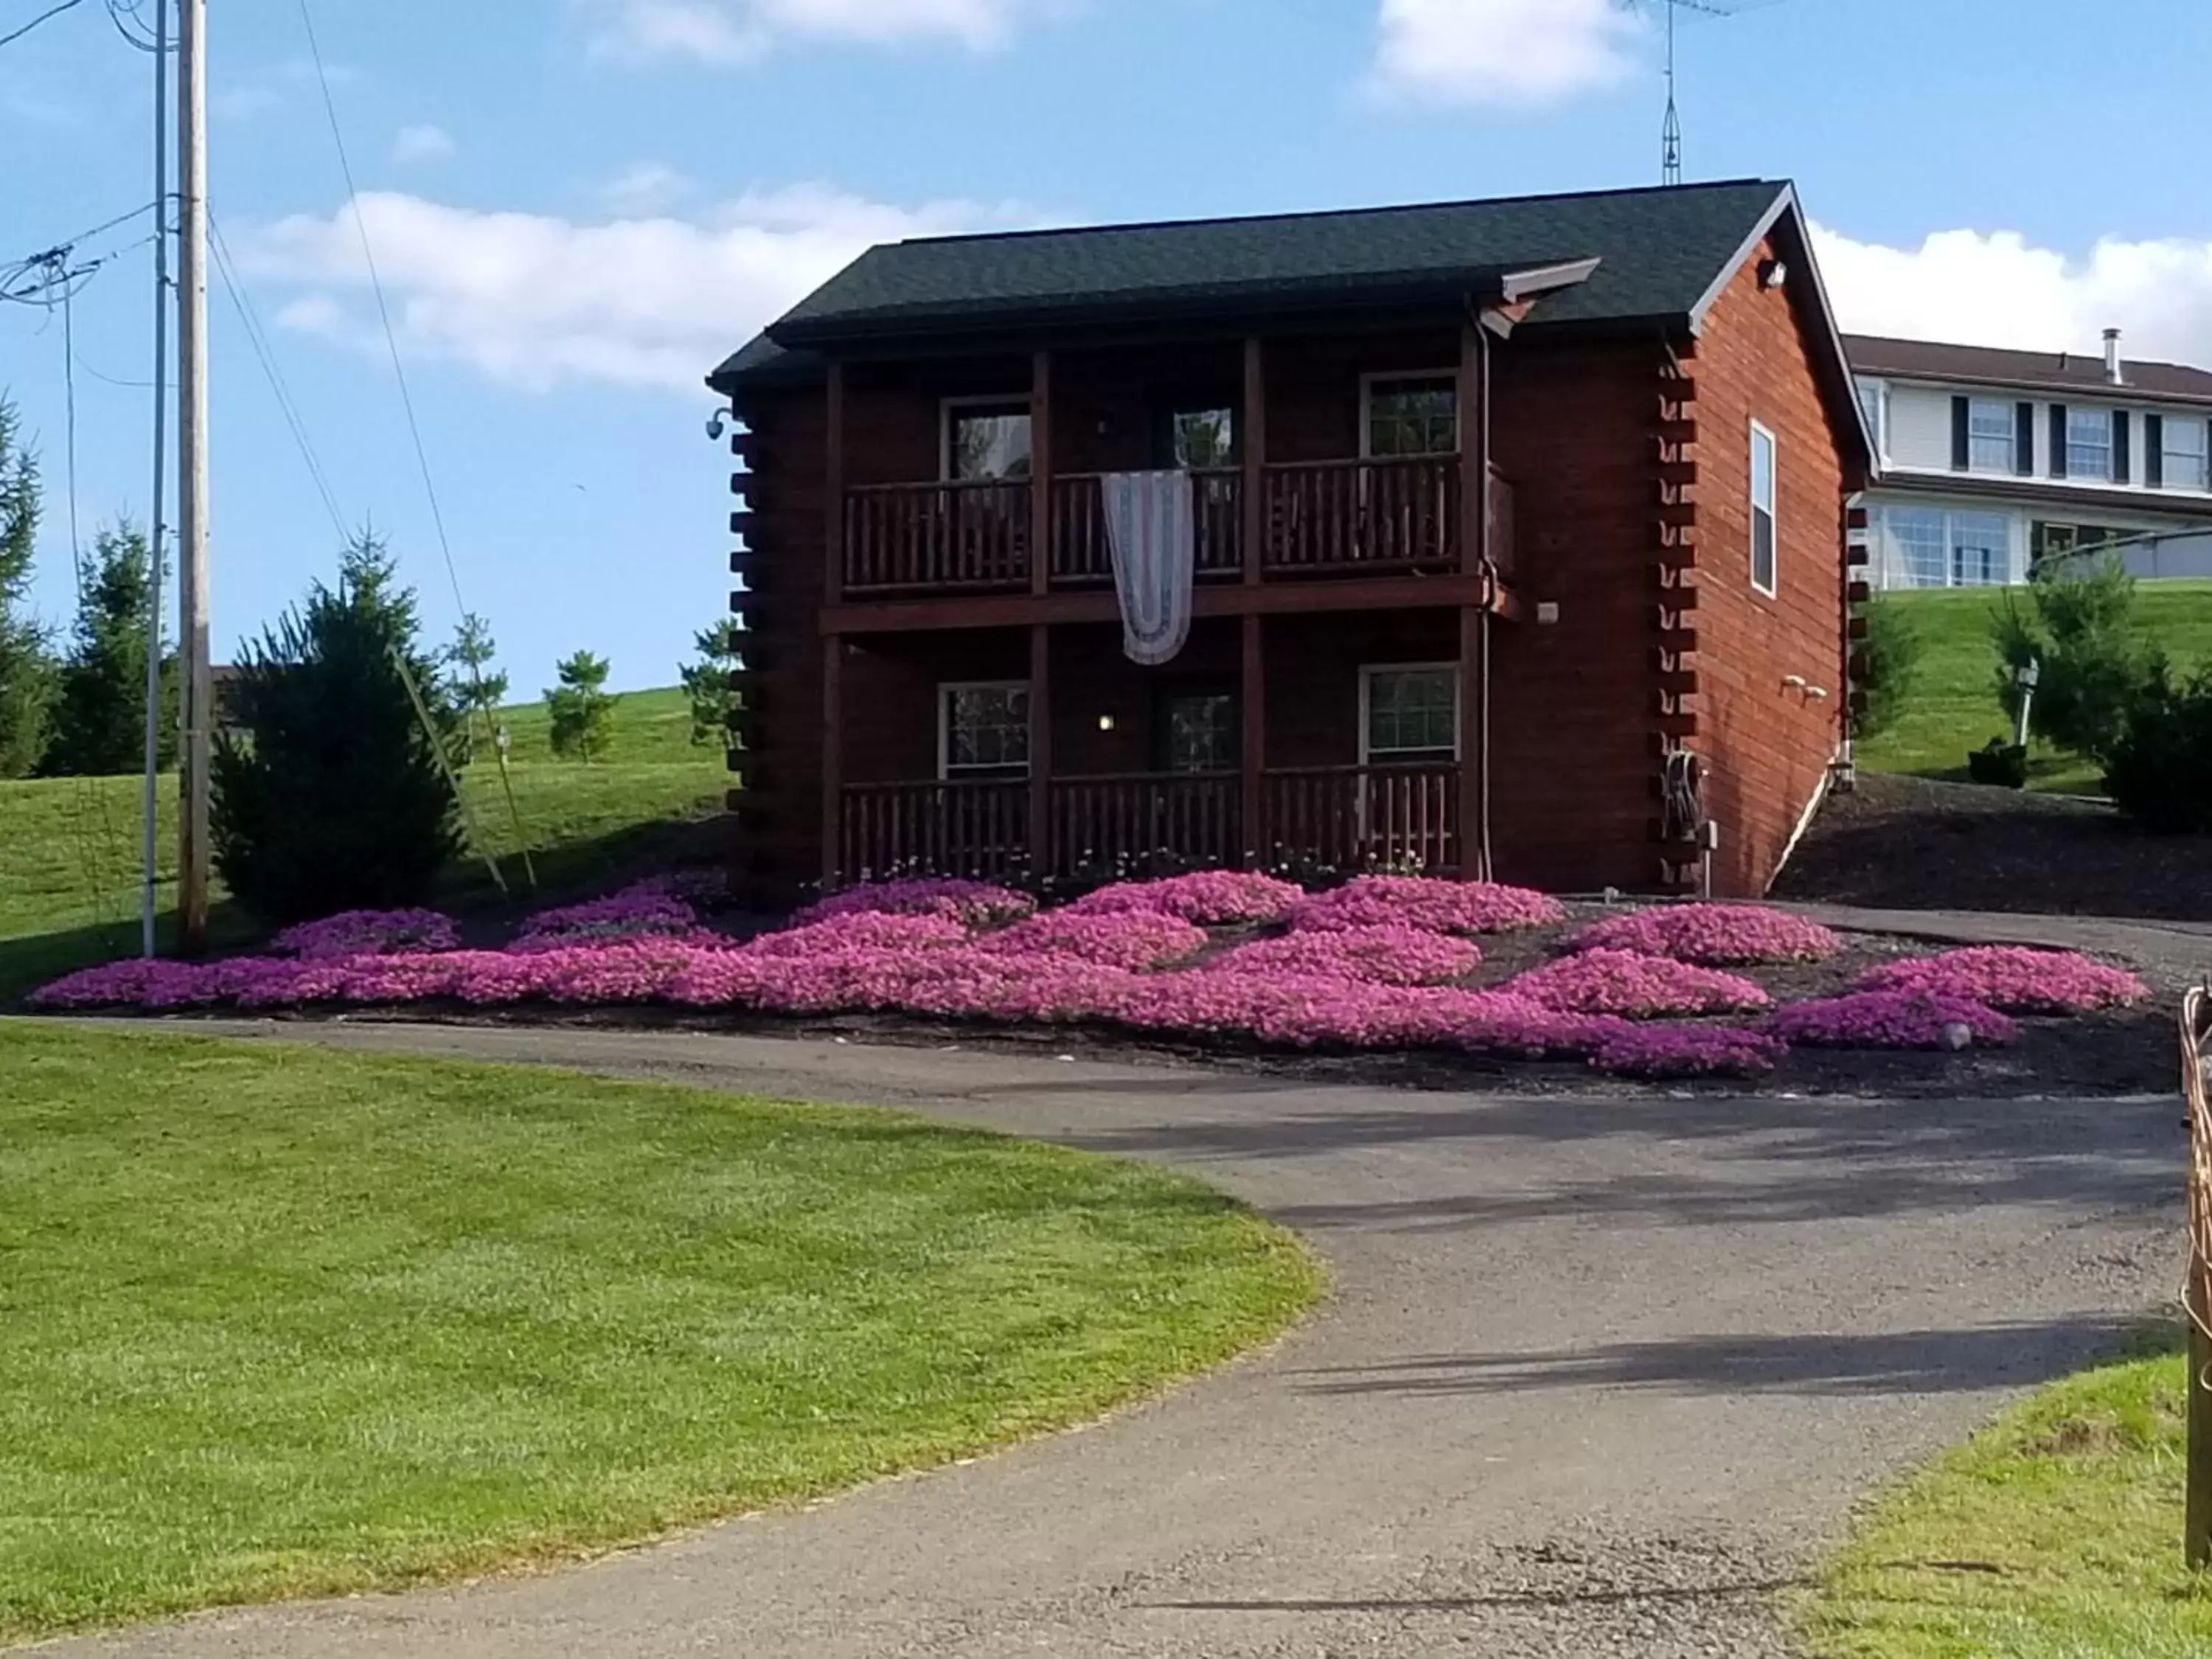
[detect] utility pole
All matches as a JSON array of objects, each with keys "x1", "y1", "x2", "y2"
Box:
[
  {"x1": 142, "y1": 0, "x2": 170, "y2": 959},
  {"x1": 177, "y1": 0, "x2": 211, "y2": 951}
]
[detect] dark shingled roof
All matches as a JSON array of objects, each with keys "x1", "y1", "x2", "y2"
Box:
[
  {"x1": 712, "y1": 178, "x2": 1800, "y2": 389},
  {"x1": 1845, "y1": 334, "x2": 2212, "y2": 407}
]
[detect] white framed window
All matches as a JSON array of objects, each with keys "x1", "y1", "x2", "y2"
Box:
[
  {"x1": 1750, "y1": 420, "x2": 1778, "y2": 597},
  {"x1": 1360, "y1": 373, "x2": 1458, "y2": 459},
  {"x1": 2066, "y1": 408, "x2": 2113, "y2": 481},
  {"x1": 938, "y1": 681, "x2": 1031, "y2": 776},
  {"x1": 1968, "y1": 399, "x2": 2016, "y2": 472},
  {"x1": 1855, "y1": 378, "x2": 1889, "y2": 465},
  {"x1": 2162, "y1": 417, "x2": 2210, "y2": 492},
  {"x1": 940, "y1": 397, "x2": 1033, "y2": 481},
  {"x1": 1871, "y1": 505, "x2": 2019, "y2": 590},
  {"x1": 1360, "y1": 664, "x2": 1459, "y2": 762},
  {"x1": 1948, "y1": 510, "x2": 2010, "y2": 586}
]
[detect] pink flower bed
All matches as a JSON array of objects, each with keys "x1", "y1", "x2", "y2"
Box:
[
  {"x1": 1568, "y1": 904, "x2": 1841, "y2": 966},
  {"x1": 1767, "y1": 991, "x2": 2020, "y2": 1049},
  {"x1": 793, "y1": 878, "x2": 1036, "y2": 930},
  {"x1": 974, "y1": 909, "x2": 1209, "y2": 970},
  {"x1": 515, "y1": 883, "x2": 700, "y2": 948},
  {"x1": 1289, "y1": 876, "x2": 1563, "y2": 936},
  {"x1": 1505, "y1": 948, "x2": 1772, "y2": 1018},
  {"x1": 1068, "y1": 870, "x2": 1303, "y2": 925},
  {"x1": 1203, "y1": 925, "x2": 1480, "y2": 987},
  {"x1": 1853, "y1": 947, "x2": 2148, "y2": 1016},
  {"x1": 1590, "y1": 1023, "x2": 1786, "y2": 1080},
  {"x1": 270, "y1": 908, "x2": 459, "y2": 961},
  {"x1": 740, "y1": 911, "x2": 970, "y2": 957}
]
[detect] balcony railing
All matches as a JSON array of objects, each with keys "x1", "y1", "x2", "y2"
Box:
[
  {"x1": 1263, "y1": 456, "x2": 1460, "y2": 576},
  {"x1": 1048, "y1": 471, "x2": 1244, "y2": 583},
  {"x1": 844, "y1": 479, "x2": 1030, "y2": 594},
  {"x1": 838, "y1": 764, "x2": 1460, "y2": 883}
]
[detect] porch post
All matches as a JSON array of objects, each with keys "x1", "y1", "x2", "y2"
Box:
[
  {"x1": 825, "y1": 359, "x2": 846, "y2": 606},
  {"x1": 821, "y1": 359, "x2": 846, "y2": 888},
  {"x1": 1459, "y1": 321, "x2": 1492, "y2": 881},
  {"x1": 1241, "y1": 614, "x2": 1265, "y2": 867},
  {"x1": 1029, "y1": 623, "x2": 1051, "y2": 876},
  {"x1": 1031, "y1": 349, "x2": 1053, "y2": 596},
  {"x1": 1242, "y1": 337, "x2": 1265, "y2": 583}
]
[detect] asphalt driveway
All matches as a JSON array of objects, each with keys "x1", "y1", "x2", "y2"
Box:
[{"x1": 49, "y1": 1020, "x2": 2184, "y2": 1658}]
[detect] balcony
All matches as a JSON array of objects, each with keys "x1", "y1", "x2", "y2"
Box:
[{"x1": 838, "y1": 458, "x2": 1514, "y2": 598}]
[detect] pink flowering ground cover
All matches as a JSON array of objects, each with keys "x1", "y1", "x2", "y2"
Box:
[
  {"x1": 1766, "y1": 991, "x2": 2020, "y2": 1050},
  {"x1": 1853, "y1": 947, "x2": 2148, "y2": 1016},
  {"x1": 974, "y1": 910, "x2": 1209, "y2": 970},
  {"x1": 515, "y1": 884, "x2": 701, "y2": 948},
  {"x1": 1590, "y1": 1023, "x2": 1786, "y2": 1080},
  {"x1": 1068, "y1": 871, "x2": 1303, "y2": 925},
  {"x1": 269, "y1": 909, "x2": 459, "y2": 961},
  {"x1": 793, "y1": 879, "x2": 1036, "y2": 930},
  {"x1": 1568, "y1": 904, "x2": 1841, "y2": 966},
  {"x1": 740, "y1": 911, "x2": 970, "y2": 958},
  {"x1": 1504, "y1": 949, "x2": 1772, "y2": 1019},
  {"x1": 1290, "y1": 876, "x2": 1563, "y2": 936},
  {"x1": 1203, "y1": 925, "x2": 1480, "y2": 987}
]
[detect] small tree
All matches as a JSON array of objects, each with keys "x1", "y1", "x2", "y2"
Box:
[
  {"x1": 41, "y1": 521, "x2": 178, "y2": 776},
  {"x1": 546, "y1": 650, "x2": 615, "y2": 761},
  {"x1": 0, "y1": 396, "x2": 55, "y2": 777},
  {"x1": 1992, "y1": 555, "x2": 2163, "y2": 765},
  {"x1": 1853, "y1": 594, "x2": 1921, "y2": 744},
  {"x1": 443, "y1": 612, "x2": 507, "y2": 765},
  {"x1": 678, "y1": 619, "x2": 745, "y2": 748},
  {"x1": 2104, "y1": 667, "x2": 2212, "y2": 834},
  {"x1": 211, "y1": 532, "x2": 462, "y2": 923}
]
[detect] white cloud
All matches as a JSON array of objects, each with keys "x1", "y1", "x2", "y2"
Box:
[
  {"x1": 583, "y1": 0, "x2": 1040, "y2": 64},
  {"x1": 598, "y1": 160, "x2": 693, "y2": 215},
  {"x1": 1813, "y1": 222, "x2": 2212, "y2": 366},
  {"x1": 1368, "y1": 0, "x2": 1643, "y2": 108},
  {"x1": 391, "y1": 123, "x2": 457, "y2": 164},
  {"x1": 239, "y1": 184, "x2": 1046, "y2": 393}
]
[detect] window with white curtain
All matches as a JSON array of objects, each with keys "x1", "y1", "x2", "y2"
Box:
[
  {"x1": 2162, "y1": 419, "x2": 2210, "y2": 492},
  {"x1": 2067, "y1": 408, "x2": 2113, "y2": 481},
  {"x1": 1968, "y1": 400, "x2": 2016, "y2": 471}
]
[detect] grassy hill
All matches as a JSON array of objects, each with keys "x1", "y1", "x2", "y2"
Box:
[
  {"x1": 0, "y1": 686, "x2": 726, "y2": 1001},
  {"x1": 1856, "y1": 580, "x2": 2212, "y2": 794}
]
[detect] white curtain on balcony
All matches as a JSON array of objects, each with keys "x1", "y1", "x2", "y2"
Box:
[{"x1": 1102, "y1": 470, "x2": 1195, "y2": 665}]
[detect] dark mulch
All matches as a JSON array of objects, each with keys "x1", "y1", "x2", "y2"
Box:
[{"x1": 1775, "y1": 772, "x2": 2212, "y2": 922}]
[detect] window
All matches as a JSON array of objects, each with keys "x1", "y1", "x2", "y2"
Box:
[
  {"x1": 2033, "y1": 522, "x2": 2126, "y2": 571},
  {"x1": 1159, "y1": 692, "x2": 1238, "y2": 773},
  {"x1": 1872, "y1": 506, "x2": 2016, "y2": 589},
  {"x1": 1750, "y1": 420, "x2": 1778, "y2": 597},
  {"x1": 1949, "y1": 511, "x2": 2009, "y2": 587},
  {"x1": 2163, "y1": 418, "x2": 2210, "y2": 492},
  {"x1": 2066, "y1": 408, "x2": 2113, "y2": 481},
  {"x1": 1166, "y1": 407, "x2": 1235, "y2": 471},
  {"x1": 1855, "y1": 379, "x2": 1888, "y2": 463},
  {"x1": 943, "y1": 401, "x2": 1032, "y2": 481},
  {"x1": 1361, "y1": 665, "x2": 1458, "y2": 761},
  {"x1": 1363, "y1": 375, "x2": 1458, "y2": 458},
  {"x1": 1968, "y1": 399, "x2": 2016, "y2": 471},
  {"x1": 939, "y1": 682, "x2": 1030, "y2": 776}
]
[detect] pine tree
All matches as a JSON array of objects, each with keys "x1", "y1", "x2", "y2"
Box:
[
  {"x1": 678, "y1": 618, "x2": 745, "y2": 748},
  {"x1": 0, "y1": 396, "x2": 56, "y2": 777},
  {"x1": 546, "y1": 650, "x2": 616, "y2": 762},
  {"x1": 211, "y1": 532, "x2": 463, "y2": 923},
  {"x1": 443, "y1": 612, "x2": 507, "y2": 765},
  {"x1": 42, "y1": 521, "x2": 178, "y2": 776}
]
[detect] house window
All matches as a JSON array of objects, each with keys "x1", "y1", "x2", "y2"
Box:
[
  {"x1": 2033, "y1": 522, "x2": 2126, "y2": 570},
  {"x1": 1968, "y1": 399, "x2": 2016, "y2": 471},
  {"x1": 1855, "y1": 379, "x2": 1888, "y2": 463},
  {"x1": 1750, "y1": 420, "x2": 1778, "y2": 597},
  {"x1": 2163, "y1": 418, "x2": 2210, "y2": 492},
  {"x1": 944, "y1": 401, "x2": 1033, "y2": 481},
  {"x1": 939, "y1": 682, "x2": 1030, "y2": 776},
  {"x1": 1361, "y1": 664, "x2": 1458, "y2": 761},
  {"x1": 1874, "y1": 507, "x2": 2015, "y2": 589},
  {"x1": 1363, "y1": 375, "x2": 1458, "y2": 458},
  {"x1": 1166, "y1": 407, "x2": 1236, "y2": 470},
  {"x1": 1159, "y1": 692, "x2": 1238, "y2": 773},
  {"x1": 2066, "y1": 408, "x2": 2113, "y2": 481},
  {"x1": 1949, "y1": 511, "x2": 2009, "y2": 587}
]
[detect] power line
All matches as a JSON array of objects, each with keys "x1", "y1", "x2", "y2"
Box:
[
  {"x1": 103, "y1": 0, "x2": 166, "y2": 51},
  {"x1": 0, "y1": 0, "x2": 88, "y2": 50},
  {"x1": 61, "y1": 278, "x2": 82, "y2": 594}
]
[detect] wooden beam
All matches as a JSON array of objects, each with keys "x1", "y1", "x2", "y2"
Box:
[
  {"x1": 824, "y1": 359, "x2": 846, "y2": 608},
  {"x1": 820, "y1": 636, "x2": 843, "y2": 888},
  {"x1": 823, "y1": 573, "x2": 1507, "y2": 634},
  {"x1": 1030, "y1": 349, "x2": 1052, "y2": 596},
  {"x1": 1461, "y1": 321, "x2": 1487, "y2": 577},
  {"x1": 1242, "y1": 338, "x2": 1266, "y2": 584},
  {"x1": 1241, "y1": 614, "x2": 1263, "y2": 866},
  {"x1": 1459, "y1": 605, "x2": 1488, "y2": 882},
  {"x1": 1029, "y1": 624, "x2": 1051, "y2": 872}
]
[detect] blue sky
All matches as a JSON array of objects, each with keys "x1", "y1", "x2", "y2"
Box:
[{"x1": 6, "y1": 0, "x2": 2211, "y2": 692}]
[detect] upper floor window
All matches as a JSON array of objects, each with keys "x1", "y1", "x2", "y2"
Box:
[
  {"x1": 2162, "y1": 418, "x2": 2210, "y2": 492},
  {"x1": 1361, "y1": 664, "x2": 1458, "y2": 760},
  {"x1": 1855, "y1": 379, "x2": 1888, "y2": 462},
  {"x1": 2066, "y1": 408, "x2": 2113, "y2": 481},
  {"x1": 1750, "y1": 420, "x2": 1778, "y2": 597},
  {"x1": 1363, "y1": 375, "x2": 1458, "y2": 458},
  {"x1": 944, "y1": 401, "x2": 1032, "y2": 481},
  {"x1": 939, "y1": 682, "x2": 1030, "y2": 776},
  {"x1": 1967, "y1": 399, "x2": 2016, "y2": 471}
]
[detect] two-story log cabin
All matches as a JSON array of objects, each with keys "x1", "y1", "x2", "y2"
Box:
[{"x1": 710, "y1": 179, "x2": 1876, "y2": 903}]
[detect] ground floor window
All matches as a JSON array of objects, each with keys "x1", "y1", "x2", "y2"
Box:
[
  {"x1": 1361, "y1": 664, "x2": 1458, "y2": 761},
  {"x1": 1158, "y1": 692, "x2": 1239, "y2": 773},
  {"x1": 939, "y1": 682, "x2": 1030, "y2": 776},
  {"x1": 1871, "y1": 506, "x2": 2017, "y2": 588},
  {"x1": 2031, "y1": 521, "x2": 2130, "y2": 570}
]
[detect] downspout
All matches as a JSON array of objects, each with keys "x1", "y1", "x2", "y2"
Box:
[{"x1": 1475, "y1": 320, "x2": 1495, "y2": 884}]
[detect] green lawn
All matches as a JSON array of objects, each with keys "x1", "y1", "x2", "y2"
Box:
[
  {"x1": 1798, "y1": 1333, "x2": 2212, "y2": 1658},
  {"x1": 1858, "y1": 581, "x2": 2212, "y2": 794},
  {"x1": 0, "y1": 1022, "x2": 1321, "y2": 1643},
  {"x1": 0, "y1": 686, "x2": 726, "y2": 1003}
]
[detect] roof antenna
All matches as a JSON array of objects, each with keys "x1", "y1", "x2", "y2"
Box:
[{"x1": 1637, "y1": 0, "x2": 1794, "y2": 187}]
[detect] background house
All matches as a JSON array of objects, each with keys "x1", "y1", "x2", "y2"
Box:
[
  {"x1": 1849, "y1": 332, "x2": 2212, "y2": 588},
  {"x1": 713, "y1": 180, "x2": 1874, "y2": 902}
]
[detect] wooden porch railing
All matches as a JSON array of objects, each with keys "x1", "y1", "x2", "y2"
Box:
[
  {"x1": 1263, "y1": 456, "x2": 1460, "y2": 575},
  {"x1": 1261, "y1": 762, "x2": 1460, "y2": 873},
  {"x1": 1048, "y1": 471, "x2": 1244, "y2": 583},
  {"x1": 838, "y1": 778, "x2": 1029, "y2": 880},
  {"x1": 843, "y1": 479, "x2": 1031, "y2": 594},
  {"x1": 1048, "y1": 772, "x2": 1242, "y2": 874}
]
